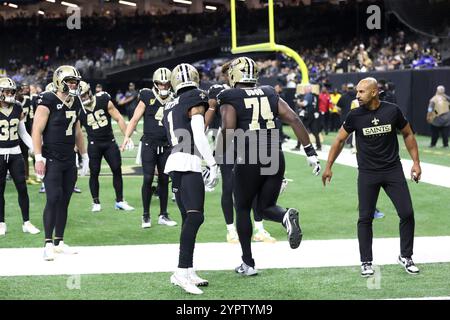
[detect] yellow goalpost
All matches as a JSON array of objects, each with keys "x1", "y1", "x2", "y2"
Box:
[{"x1": 230, "y1": 0, "x2": 310, "y2": 84}]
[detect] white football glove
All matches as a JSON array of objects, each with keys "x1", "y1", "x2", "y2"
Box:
[
  {"x1": 304, "y1": 144, "x2": 321, "y2": 176},
  {"x1": 80, "y1": 153, "x2": 89, "y2": 176},
  {"x1": 125, "y1": 139, "x2": 135, "y2": 151},
  {"x1": 203, "y1": 164, "x2": 219, "y2": 190},
  {"x1": 280, "y1": 178, "x2": 289, "y2": 194},
  {"x1": 314, "y1": 112, "x2": 320, "y2": 119},
  {"x1": 307, "y1": 155, "x2": 321, "y2": 176}
]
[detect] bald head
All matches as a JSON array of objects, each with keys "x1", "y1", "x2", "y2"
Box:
[
  {"x1": 437, "y1": 85, "x2": 445, "y2": 95},
  {"x1": 356, "y1": 77, "x2": 380, "y2": 108},
  {"x1": 358, "y1": 77, "x2": 378, "y2": 91}
]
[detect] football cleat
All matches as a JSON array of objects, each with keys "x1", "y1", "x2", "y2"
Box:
[
  {"x1": 142, "y1": 216, "x2": 151, "y2": 228},
  {"x1": 54, "y1": 241, "x2": 78, "y2": 255},
  {"x1": 158, "y1": 215, "x2": 177, "y2": 226},
  {"x1": 283, "y1": 208, "x2": 302, "y2": 249},
  {"x1": 188, "y1": 268, "x2": 209, "y2": 287},
  {"x1": 170, "y1": 270, "x2": 203, "y2": 295},
  {"x1": 91, "y1": 203, "x2": 101, "y2": 212},
  {"x1": 361, "y1": 262, "x2": 374, "y2": 277},
  {"x1": 253, "y1": 229, "x2": 276, "y2": 243},
  {"x1": 398, "y1": 256, "x2": 420, "y2": 275},
  {"x1": 43, "y1": 243, "x2": 55, "y2": 261},
  {"x1": 73, "y1": 186, "x2": 82, "y2": 193},
  {"x1": 0, "y1": 222, "x2": 6, "y2": 236},
  {"x1": 227, "y1": 229, "x2": 239, "y2": 244},
  {"x1": 235, "y1": 262, "x2": 258, "y2": 276},
  {"x1": 374, "y1": 208, "x2": 385, "y2": 219},
  {"x1": 115, "y1": 201, "x2": 134, "y2": 211},
  {"x1": 22, "y1": 221, "x2": 40, "y2": 235}
]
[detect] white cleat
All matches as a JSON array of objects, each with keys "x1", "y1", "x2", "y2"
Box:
[
  {"x1": 142, "y1": 216, "x2": 151, "y2": 228},
  {"x1": 92, "y1": 203, "x2": 102, "y2": 212},
  {"x1": 170, "y1": 270, "x2": 203, "y2": 295},
  {"x1": 188, "y1": 268, "x2": 209, "y2": 287},
  {"x1": 158, "y1": 215, "x2": 177, "y2": 227},
  {"x1": 226, "y1": 229, "x2": 239, "y2": 244},
  {"x1": 54, "y1": 241, "x2": 78, "y2": 255},
  {"x1": 22, "y1": 221, "x2": 40, "y2": 235},
  {"x1": 0, "y1": 222, "x2": 6, "y2": 236},
  {"x1": 115, "y1": 201, "x2": 135, "y2": 211},
  {"x1": 43, "y1": 242, "x2": 55, "y2": 261},
  {"x1": 253, "y1": 229, "x2": 276, "y2": 243}
]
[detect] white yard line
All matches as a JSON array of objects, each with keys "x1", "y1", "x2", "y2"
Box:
[
  {"x1": 1, "y1": 236, "x2": 450, "y2": 277},
  {"x1": 282, "y1": 140, "x2": 450, "y2": 188}
]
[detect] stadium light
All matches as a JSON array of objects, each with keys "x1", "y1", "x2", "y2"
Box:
[
  {"x1": 45, "y1": 0, "x2": 55, "y2": 3},
  {"x1": 118, "y1": 0, "x2": 136, "y2": 6},
  {"x1": 8, "y1": 3, "x2": 18, "y2": 8},
  {"x1": 205, "y1": 5, "x2": 217, "y2": 11},
  {"x1": 38, "y1": 10, "x2": 45, "y2": 15},
  {"x1": 61, "y1": 1, "x2": 78, "y2": 8},
  {"x1": 173, "y1": 0, "x2": 192, "y2": 5}
]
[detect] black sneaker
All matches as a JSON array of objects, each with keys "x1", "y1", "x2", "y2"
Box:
[
  {"x1": 398, "y1": 255, "x2": 420, "y2": 274},
  {"x1": 360, "y1": 262, "x2": 374, "y2": 277},
  {"x1": 283, "y1": 208, "x2": 302, "y2": 249}
]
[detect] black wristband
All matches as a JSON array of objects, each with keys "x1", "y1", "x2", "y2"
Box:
[{"x1": 304, "y1": 144, "x2": 317, "y2": 157}]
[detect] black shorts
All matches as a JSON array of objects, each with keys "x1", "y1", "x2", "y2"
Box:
[
  {"x1": 141, "y1": 142, "x2": 171, "y2": 175},
  {"x1": 170, "y1": 171, "x2": 204, "y2": 212},
  {"x1": 233, "y1": 151, "x2": 285, "y2": 211},
  {"x1": 0, "y1": 154, "x2": 26, "y2": 183},
  {"x1": 87, "y1": 139, "x2": 121, "y2": 172}
]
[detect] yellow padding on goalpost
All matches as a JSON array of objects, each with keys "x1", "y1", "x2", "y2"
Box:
[{"x1": 230, "y1": 0, "x2": 309, "y2": 84}]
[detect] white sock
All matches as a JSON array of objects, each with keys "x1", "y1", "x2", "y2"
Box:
[
  {"x1": 176, "y1": 267, "x2": 188, "y2": 276},
  {"x1": 254, "y1": 221, "x2": 264, "y2": 232},
  {"x1": 226, "y1": 224, "x2": 236, "y2": 232}
]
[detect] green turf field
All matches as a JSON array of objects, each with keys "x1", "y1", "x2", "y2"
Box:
[{"x1": 1, "y1": 123, "x2": 449, "y2": 300}]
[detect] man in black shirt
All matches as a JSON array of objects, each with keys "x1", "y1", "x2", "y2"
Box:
[{"x1": 322, "y1": 77, "x2": 421, "y2": 277}]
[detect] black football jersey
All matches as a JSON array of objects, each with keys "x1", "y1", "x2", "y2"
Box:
[
  {"x1": 79, "y1": 92, "x2": 114, "y2": 142},
  {"x1": 138, "y1": 88, "x2": 170, "y2": 144},
  {"x1": 37, "y1": 91, "x2": 82, "y2": 161},
  {"x1": 19, "y1": 95, "x2": 33, "y2": 130},
  {"x1": 163, "y1": 88, "x2": 209, "y2": 155},
  {"x1": 0, "y1": 102, "x2": 23, "y2": 148},
  {"x1": 208, "y1": 84, "x2": 227, "y2": 129},
  {"x1": 217, "y1": 85, "x2": 281, "y2": 161}
]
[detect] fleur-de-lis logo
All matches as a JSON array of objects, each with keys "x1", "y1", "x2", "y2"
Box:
[
  {"x1": 371, "y1": 117, "x2": 380, "y2": 126},
  {"x1": 199, "y1": 92, "x2": 206, "y2": 100}
]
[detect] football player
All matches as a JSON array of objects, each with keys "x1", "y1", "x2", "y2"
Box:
[
  {"x1": 121, "y1": 68, "x2": 177, "y2": 228},
  {"x1": 217, "y1": 57, "x2": 321, "y2": 275},
  {"x1": 0, "y1": 78, "x2": 40, "y2": 236},
  {"x1": 16, "y1": 82, "x2": 39, "y2": 185},
  {"x1": 162, "y1": 63, "x2": 218, "y2": 295},
  {"x1": 32, "y1": 65, "x2": 89, "y2": 261},
  {"x1": 78, "y1": 81, "x2": 134, "y2": 212},
  {"x1": 206, "y1": 64, "x2": 276, "y2": 244}
]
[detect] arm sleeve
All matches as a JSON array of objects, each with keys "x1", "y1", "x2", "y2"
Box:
[
  {"x1": 191, "y1": 114, "x2": 216, "y2": 167},
  {"x1": 18, "y1": 120, "x2": 33, "y2": 151}
]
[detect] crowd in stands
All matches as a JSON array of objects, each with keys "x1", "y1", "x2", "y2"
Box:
[{"x1": 0, "y1": 0, "x2": 446, "y2": 88}]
